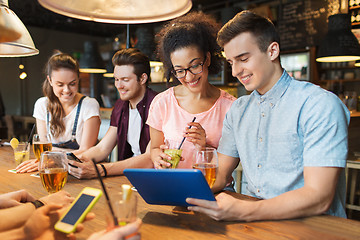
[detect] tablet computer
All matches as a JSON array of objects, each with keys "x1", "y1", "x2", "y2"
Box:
[{"x1": 123, "y1": 169, "x2": 216, "y2": 206}]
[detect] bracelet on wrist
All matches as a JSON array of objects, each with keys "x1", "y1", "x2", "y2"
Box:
[
  {"x1": 99, "y1": 163, "x2": 107, "y2": 177},
  {"x1": 30, "y1": 200, "x2": 44, "y2": 209}
]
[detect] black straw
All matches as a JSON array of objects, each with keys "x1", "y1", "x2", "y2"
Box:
[
  {"x1": 178, "y1": 117, "x2": 196, "y2": 150},
  {"x1": 91, "y1": 159, "x2": 118, "y2": 226},
  {"x1": 25, "y1": 124, "x2": 36, "y2": 150}
]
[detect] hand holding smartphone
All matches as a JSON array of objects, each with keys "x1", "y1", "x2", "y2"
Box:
[
  {"x1": 67, "y1": 152, "x2": 82, "y2": 168},
  {"x1": 55, "y1": 187, "x2": 102, "y2": 234},
  {"x1": 66, "y1": 152, "x2": 82, "y2": 163}
]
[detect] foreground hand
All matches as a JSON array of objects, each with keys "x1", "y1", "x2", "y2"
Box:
[
  {"x1": 23, "y1": 204, "x2": 69, "y2": 240},
  {"x1": 152, "y1": 145, "x2": 172, "y2": 169},
  {"x1": 39, "y1": 190, "x2": 74, "y2": 207},
  {"x1": 0, "y1": 189, "x2": 36, "y2": 209},
  {"x1": 184, "y1": 122, "x2": 206, "y2": 148},
  {"x1": 88, "y1": 219, "x2": 142, "y2": 240},
  {"x1": 16, "y1": 159, "x2": 39, "y2": 173},
  {"x1": 67, "y1": 159, "x2": 97, "y2": 179},
  {"x1": 187, "y1": 192, "x2": 243, "y2": 221},
  {"x1": 23, "y1": 204, "x2": 96, "y2": 240}
]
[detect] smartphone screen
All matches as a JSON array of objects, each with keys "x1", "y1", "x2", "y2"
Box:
[{"x1": 60, "y1": 194, "x2": 95, "y2": 225}]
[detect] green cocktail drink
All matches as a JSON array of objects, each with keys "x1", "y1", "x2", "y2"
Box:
[{"x1": 164, "y1": 149, "x2": 182, "y2": 169}]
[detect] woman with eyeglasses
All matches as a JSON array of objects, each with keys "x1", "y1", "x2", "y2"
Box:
[{"x1": 147, "y1": 12, "x2": 236, "y2": 169}]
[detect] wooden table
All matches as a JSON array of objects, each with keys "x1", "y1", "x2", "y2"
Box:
[{"x1": 0, "y1": 146, "x2": 360, "y2": 240}]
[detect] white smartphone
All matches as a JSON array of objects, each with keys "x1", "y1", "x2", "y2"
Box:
[{"x1": 54, "y1": 187, "x2": 103, "y2": 234}]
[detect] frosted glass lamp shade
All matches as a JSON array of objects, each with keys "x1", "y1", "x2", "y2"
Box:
[
  {"x1": 38, "y1": 0, "x2": 192, "y2": 24},
  {"x1": 316, "y1": 14, "x2": 360, "y2": 63},
  {"x1": 0, "y1": 0, "x2": 39, "y2": 57}
]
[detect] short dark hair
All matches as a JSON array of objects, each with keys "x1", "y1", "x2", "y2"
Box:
[
  {"x1": 112, "y1": 48, "x2": 151, "y2": 81},
  {"x1": 217, "y1": 10, "x2": 280, "y2": 52},
  {"x1": 156, "y1": 11, "x2": 223, "y2": 81}
]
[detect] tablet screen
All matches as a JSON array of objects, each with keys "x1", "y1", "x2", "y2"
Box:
[{"x1": 124, "y1": 169, "x2": 216, "y2": 206}]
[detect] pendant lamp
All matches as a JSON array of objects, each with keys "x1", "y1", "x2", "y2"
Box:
[
  {"x1": 79, "y1": 41, "x2": 106, "y2": 73},
  {"x1": 37, "y1": 0, "x2": 192, "y2": 24},
  {"x1": 0, "y1": 0, "x2": 39, "y2": 57},
  {"x1": 316, "y1": 14, "x2": 360, "y2": 62}
]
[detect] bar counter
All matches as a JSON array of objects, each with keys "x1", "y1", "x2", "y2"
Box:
[{"x1": 0, "y1": 146, "x2": 359, "y2": 240}]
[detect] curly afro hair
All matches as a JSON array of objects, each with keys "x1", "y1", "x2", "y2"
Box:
[{"x1": 156, "y1": 11, "x2": 223, "y2": 81}]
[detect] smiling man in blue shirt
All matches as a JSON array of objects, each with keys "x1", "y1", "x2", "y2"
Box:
[{"x1": 187, "y1": 10, "x2": 350, "y2": 221}]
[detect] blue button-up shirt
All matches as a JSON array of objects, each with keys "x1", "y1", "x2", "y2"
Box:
[{"x1": 218, "y1": 70, "x2": 350, "y2": 218}]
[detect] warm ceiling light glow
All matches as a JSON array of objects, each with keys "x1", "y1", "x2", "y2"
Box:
[
  {"x1": 103, "y1": 72, "x2": 114, "y2": 78},
  {"x1": 19, "y1": 64, "x2": 24, "y2": 69},
  {"x1": 19, "y1": 71, "x2": 27, "y2": 79},
  {"x1": 80, "y1": 68, "x2": 106, "y2": 73},
  {"x1": 150, "y1": 61, "x2": 163, "y2": 67},
  {"x1": 316, "y1": 56, "x2": 360, "y2": 62},
  {"x1": 0, "y1": 0, "x2": 39, "y2": 57},
  {"x1": 37, "y1": 0, "x2": 192, "y2": 24}
]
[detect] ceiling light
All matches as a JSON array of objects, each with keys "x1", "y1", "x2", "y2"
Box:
[
  {"x1": 19, "y1": 71, "x2": 27, "y2": 79},
  {"x1": 38, "y1": 0, "x2": 192, "y2": 24},
  {"x1": 0, "y1": 0, "x2": 39, "y2": 57},
  {"x1": 79, "y1": 41, "x2": 106, "y2": 74},
  {"x1": 316, "y1": 14, "x2": 360, "y2": 62}
]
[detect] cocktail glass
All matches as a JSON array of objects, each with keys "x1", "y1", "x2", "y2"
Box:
[
  {"x1": 13, "y1": 142, "x2": 30, "y2": 166},
  {"x1": 164, "y1": 139, "x2": 182, "y2": 169}
]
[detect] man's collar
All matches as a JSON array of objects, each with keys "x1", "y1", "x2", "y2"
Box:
[{"x1": 252, "y1": 70, "x2": 291, "y2": 107}]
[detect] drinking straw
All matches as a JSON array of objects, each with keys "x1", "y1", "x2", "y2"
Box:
[
  {"x1": 25, "y1": 124, "x2": 36, "y2": 150},
  {"x1": 177, "y1": 117, "x2": 196, "y2": 150},
  {"x1": 91, "y1": 159, "x2": 118, "y2": 226}
]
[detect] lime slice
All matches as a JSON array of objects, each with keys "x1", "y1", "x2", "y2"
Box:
[
  {"x1": 10, "y1": 138, "x2": 19, "y2": 149},
  {"x1": 122, "y1": 184, "x2": 132, "y2": 202}
]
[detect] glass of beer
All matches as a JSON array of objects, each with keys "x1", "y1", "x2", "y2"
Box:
[
  {"x1": 39, "y1": 151, "x2": 68, "y2": 194},
  {"x1": 192, "y1": 147, "x2": 218, "y2": 188},
  {"x1": 33, "y1": 134, "x2": 52, "y2": 162}
]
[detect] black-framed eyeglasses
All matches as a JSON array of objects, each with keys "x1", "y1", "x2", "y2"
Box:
[{"x1": 171, "y1": 57, "x2": 206, "y2": 79}]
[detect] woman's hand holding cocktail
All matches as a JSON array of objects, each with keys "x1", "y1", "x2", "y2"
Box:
[{"x1": 151, "y1": 144, "x2": 172, "y2": 169}]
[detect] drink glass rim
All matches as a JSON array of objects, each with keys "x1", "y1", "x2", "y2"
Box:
[
  {"x1": 42, "y1": 151, "x2": 65, "y2": 155},
  {"x1": 197, "y1": 147, "x2": 216, "y2": 152}
]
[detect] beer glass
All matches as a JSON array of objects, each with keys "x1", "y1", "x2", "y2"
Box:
[
  {"x1": 192, "y1": 147, "x2": 218, "y2": 188},
  {"x1": 39, "y1": 151, "x2": 68, "y2": 194},
  {"x1": 33, "y1": 134, "x2": 52, "y2": 162}
]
